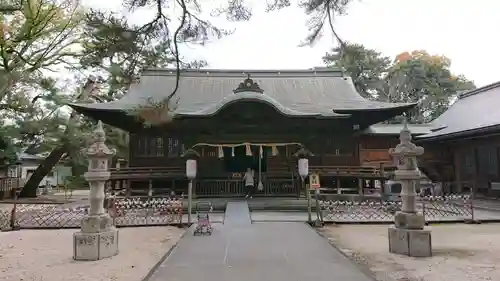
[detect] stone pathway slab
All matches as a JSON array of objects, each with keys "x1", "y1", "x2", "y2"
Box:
[
  {"x1": 147, "y1": 222, "x2": 373, "y2": 281},
  {"x1": 224, "y1": 201, "x2": 251, "y2": 226}
]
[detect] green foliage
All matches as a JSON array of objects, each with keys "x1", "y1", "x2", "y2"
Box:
[
  {"x1": 386, "y1": 51, "x2": 475, "y2": 122},
  {"x1": 324, "y1": 43, "x2": 391, "y2": 98},
  {"x1": 324, "y1": 44, "x2": 476, "y2": 123}
]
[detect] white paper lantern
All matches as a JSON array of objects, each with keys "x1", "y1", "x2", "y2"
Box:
[
  {"x1": 186, "y1": 159, "x2": 197, "y2": 179},
  {"x1": 298, "y1": 158, "x2": 309, "y2": 178}
]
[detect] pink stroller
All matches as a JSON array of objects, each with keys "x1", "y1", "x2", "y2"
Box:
[{"x1": 193, "y1": 201, "x2": 213, "y2": 236}]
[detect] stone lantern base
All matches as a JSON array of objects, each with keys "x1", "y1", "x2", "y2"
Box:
[
  {"x1": 388, "y1": 212, "x2": 432, "y2": 257},
  {"x1": 73, "y1": 214, "x2": 119, "y2": 261}
]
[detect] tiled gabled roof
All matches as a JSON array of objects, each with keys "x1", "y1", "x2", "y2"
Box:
[
  {"x1": 419, "y1": 81, "x2": 500, "y2": 140},
  {"x1": 70, "y1": 68, "x2": 415, "y2": 118}
]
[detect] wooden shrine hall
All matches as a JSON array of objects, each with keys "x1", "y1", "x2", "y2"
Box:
[{"x1": 70, "y1": 68, "x2": 438, "y2": 197}]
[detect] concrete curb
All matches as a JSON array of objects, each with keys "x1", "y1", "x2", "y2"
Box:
[
  {"x1": 252, "y1": 219, "x2": 307, "y2": 223},
  {"x1": 472, "y1": 206, "x2": 500, "y2": 213},
  {"x1": 308, "y1": 223, "x2": 377, "y2": 281},
  {"x1": 141, "y1": 225, "x2": 193, "y2": 281},
  {"x1": 322, "y1": 219, "x2": 500, "y2": 225}
]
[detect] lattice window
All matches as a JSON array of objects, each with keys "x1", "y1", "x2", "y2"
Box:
[
  {"x1": 205, "y1": 146, "x2": 217, "y2": 157},
  {"x1": 135, "y1": 136, "x2": 165, "y2": 157},
  {"x1": 136, "y1": 136, "x2": 148, "y2": 156},
  {"x1": 155, "y1": 137, "x2": 164, "y2": 156},
  {"x1": 166, "y1": 137, "x2": 181, "y2": 157}
]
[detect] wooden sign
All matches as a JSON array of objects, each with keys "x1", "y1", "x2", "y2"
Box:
[{"x1": 309, "y1": 173, "x2": 320, "y2": 189}]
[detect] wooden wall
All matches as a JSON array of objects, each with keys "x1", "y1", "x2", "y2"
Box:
[
  {"x1": 127, "y1": 132, "x2": 405, "y2": 171},
  {"x1": 448, "y1": 135, "x2": 500, "y2": 196},
  {"x1": 359, "y1": 136, "x2": 398, "y2": 166}
]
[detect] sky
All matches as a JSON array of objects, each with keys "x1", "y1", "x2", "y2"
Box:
[{"x1": 81, "y1": 0, "x2": 500, "y2": 87}]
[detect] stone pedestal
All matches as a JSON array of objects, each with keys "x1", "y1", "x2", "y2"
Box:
[
  {"x1": 73, "y1": 228, "x2": 119, "y2": 260},
  {"x1": 388, "y1": 226, "x2": 432, "y2": 257},
  {"x1": 73, "y1": 212, "x2": 119, "y2": 260}
]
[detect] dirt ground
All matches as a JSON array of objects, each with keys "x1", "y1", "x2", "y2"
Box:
[
  {"x1": 0, "y1": 226, "x2": 185, "y2": 281},
  {"x1": 321, "y1": 224, "x2": 500, "y2": 281}
]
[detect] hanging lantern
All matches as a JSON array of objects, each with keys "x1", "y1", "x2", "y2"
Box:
[
  {"x1": 218, "y1": 146, "x2": 224, "y2": 158},
  {"x1": 298, "y1": 158, "x2": 309, "y2": 178},
  {"x1": 231, "y1": 147, "x2": 235, "y2": 157},
  {"x1": 295, "y1": 146, "x2": 312, "y2": 179}
]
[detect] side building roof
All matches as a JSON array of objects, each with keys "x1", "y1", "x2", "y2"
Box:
[
  {"x1": 69, "y1": 68, "x2": 415, "y2": 130},
  {"x1": 419, "y1": 81, "x2": 500, "y2": 141},
  {"x1": 363, "y1": 123, "x2": 436, "y2": 136}
]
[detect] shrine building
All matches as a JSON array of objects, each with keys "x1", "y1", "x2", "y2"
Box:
[{"x1": 70, "y1": 68, "x2": 439, "y2": 197}]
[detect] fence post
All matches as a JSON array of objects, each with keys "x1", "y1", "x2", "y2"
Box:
[
  {"x1": 470, "y1": 196, "x2": 475, "y2": 222},
  {"x1": 421, "y1": 200, "x2": 426, "y2": 222},
  {"x1": 179, "y1": 197, "x2": 184, "y2": 225},
  {"x1": 314, "y1": 189, "x2": 322, "y2": 227},
  {"x1": 8, "y1": 190, "x2": 20, "y2": 231}
]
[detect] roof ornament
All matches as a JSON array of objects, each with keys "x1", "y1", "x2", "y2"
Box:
[{"x1": 233, "y1": 73, "x2": 264, "y2": 94}]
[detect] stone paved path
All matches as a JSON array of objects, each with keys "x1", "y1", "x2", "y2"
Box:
[
  {"x1": 147, "y1": 201, "x2": 373, "y2": 281},
  {"x1": 224, "y1": 201, "x2": 252, "y2": 226}
]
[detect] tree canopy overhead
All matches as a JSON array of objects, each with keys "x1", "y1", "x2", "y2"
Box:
[{"x1": 324, "y1": 43, "x2": 476, "y2": 123}]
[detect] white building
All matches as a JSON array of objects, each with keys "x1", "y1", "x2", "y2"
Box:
[{"x1": 6, "y1": 153, "x2": 72, "y2": 187}]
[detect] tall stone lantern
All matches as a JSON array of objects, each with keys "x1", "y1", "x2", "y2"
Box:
[
  {"x1": 387, "y1": 118, "x2": 432, "y2": 257},
  {"x1": 73, "y1": 121, "x2": 119, "y2": 261}
]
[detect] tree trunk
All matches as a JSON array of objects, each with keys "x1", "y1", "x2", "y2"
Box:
[
  {"x1": 19, "y1": 145, "x2": 67, "y2": 197},
  {"x1": 18, "y1": 77, "x2": 98, "y2": 198}
]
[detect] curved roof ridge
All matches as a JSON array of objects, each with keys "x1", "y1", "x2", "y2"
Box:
[
  {"x1": 141, "y1": 68, "x2": 345, "y2": 78},
  {"x1": 177, "y1": 92, "x2": 349, "y2": 117}
]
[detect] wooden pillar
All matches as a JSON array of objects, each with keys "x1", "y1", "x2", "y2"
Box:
[
  {"x1": 358, "y1": 178, "x2": 363, "y2": 195},
  {"x1": 453, "y1": 150, "x2": 462, "y2": 194},
  {"x1": 472, "y1": 147, "x2": 479, "y2": 196},
  {"x1": 172, "y1": 179, "x2": 177, "y2": 197},
  {"x1": 126, "y1": 179, "x2": 131, "y2": 197},
  {"x1": 148, "y1": 179, "x2": 153, "y2": 197},
  {"x1": 336, "y1": 178, "x2": 341, "y2": 194}
]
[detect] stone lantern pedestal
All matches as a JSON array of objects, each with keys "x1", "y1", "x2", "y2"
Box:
[
  {"x1": 387, "y1": 120, "x2": 432, "y2": 257},
  {"x1": 73, "y1": 121, "x2": 119, "y2": 261}
]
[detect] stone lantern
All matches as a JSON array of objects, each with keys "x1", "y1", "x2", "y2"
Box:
[
  {"x1": 73, "y1": 121, "x2": 118, "y2": 261},
  {"x1": 387, "y1": 118, "x2": 432, "y2": 257}
]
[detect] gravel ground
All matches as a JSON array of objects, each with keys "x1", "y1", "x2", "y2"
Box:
[
  {"x1": 0, "y1": 226, "x2": 186, "y2": 281},
  {"x1": 321, "y1": 224, "x2": 500, "y2": 281}
]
